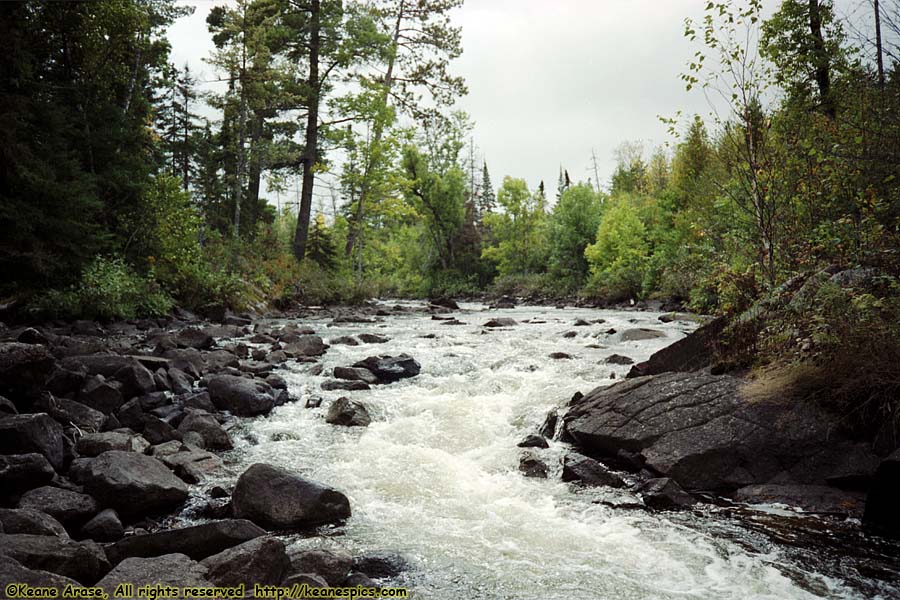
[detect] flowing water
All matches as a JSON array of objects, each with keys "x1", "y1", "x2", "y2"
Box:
[{"x1": 206, "y1": 302, "x2": 899, "y2": 600}]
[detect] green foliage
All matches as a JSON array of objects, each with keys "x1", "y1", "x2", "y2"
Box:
[
  {"x1": 547, "y1": 183, "x2": 604, "y2": 288},
  {"x1": 481, "y1": 177, "x2": 547, "y2": 278},
  {"x1": 584, "y1": 198, "x2": 649, "y2": 301},
  {"x1": 34, "y1": 256, "x2": 173, "y2": 320}
]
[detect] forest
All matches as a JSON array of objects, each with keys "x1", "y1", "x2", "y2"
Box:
[{"x1": 1, "y1": 0, "x2": 898, "y2": 325}]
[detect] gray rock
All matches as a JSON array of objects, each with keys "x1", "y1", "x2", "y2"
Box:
[
  {"x1": 106, "y1": 519, "x2": 266, "y2": 565},
  {"x1": 114, "y1": 398, "x2": 144, "y2": 431},
  {"x1": 78, "y1": 451, "x2": 188, "y2": 518},
  {"x1": 79, "y1": 509, "x2": 123, "y2": 542},
  {"x1": 0, "y1": 555, "x2": 82, "y2": 595},
  {"x1": 0, "y1": 343, "x2": 56, "y2": 395},
  {"x1": 0, "y1": 413, "x2": 65, "y2": 470},
  {"x1": 232, "y1": 463, "x2": 351, "y2": 529},
  {"x1": 35, "y1": 394, "x2": 105, "y2": 432},
  {"x1": 353, "y1": 552, "x2": 409, "y2": 579},
  {"x1": 333, "y1": 366, "x2": 379, "y2": 384},
  {"x1": 564, "y1": 371, "x2": 883, "y2": 498},
  {"x1": 627, "y1": 317, "x2": 725, "y2": 378},
  {"x1": 561, "y1": 453, "x2": 625, "y2": 488},
  {"x1": 141, "y1": 415, "x2": 182, "y2": 445},
  {"x1": 636, "y1": 478, "x2": 695, "y2": 510},
  {"x1": 97, "y1": 554, "x2": 209, "y2": 596},
  {"x1": 157, "y1": 445, "x2": 223, "y2": 484},
  {"x1": 283, "y1": 336, "x2": 328, "y2": 358},
  {"x1": 17, "y1": 486, "x2": 98, "y2": 527},
  {"x1": 78, "y1": 375, "x2": 124, "y2": 414},
  {"x1": 0, "y1": 533, "x2": 110, "y2": 584},
  {"x1": 735, "y1": 484, "x2": 865, "y2": 516},
  {"x1": 175, "y1": 328, "x2": 215, "y2": 350},
  {"x1": 620, "y1": 328, "x2": 666, "y2": 342},
  {"x1": 61, "y1": 354, "x2": 130, "y2": 378},
  {"x1": 201, "y1": 536, "x2": 289, "y2": 587},
  {"x1": 358, "y1": 334, "x2": 389, "y2": 344},
  {"x1": 519, "y1": 452, "x2": 548, "y2": 478},
  {"x1": 0, "y1": 453, "x2": 55, "y2": 492},
  {"x1": 286, "y1": 547, "x2": 352, "y2": 587},
  {"x1": 207, "y1": 374, "x2": 275, "y2": 416},
  {"x1": 321, "y1": 380, "x2": 370, "y2": 391},
  {"x1": 517, "y1": 434, "x2": 549, "y2": 449},
  {"x1": 178, "y1": 410, "x2": 233, "y2": 450},
  {"x1": 112, "y1": 361, "x2": 156, "y2": 398},
  {"x1": 325, "y1": 397, "x2": 372, "y2": 427},
  {"x1": 330, "y1": 336, "x2": 359, "y2": 346},
  {"x1": 76, "y1": 432, "x2": 149, "y2": 457},
  {"x1": 0, "y1": 508, "x2": 67, "y2": 537},
  {"x1": 605, "y1": 354, "x2": 634, "y2": 365},
  {"x1": 863, "y1": 449, "x2": 900, "y2": 538},
  {"x1": 352, "y1": 355, "x2": 420, "y2": 384},
  {"x1": 168, "y1": 368, "x2": 193, "y2": 395},
  {"x1": 0, "y1": 394, "x2": 17, "y2": 416},
  {"x1": 484, "y1": 318, "x2": 517, "y2": 328}
]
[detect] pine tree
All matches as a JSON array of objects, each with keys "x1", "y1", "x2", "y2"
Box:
[
  {"x1": 306, "y1": 213, "x2": 337, "y2": 270},
  {"x1": 480, "y1": 161, "x2": 496, "y2": 214}
]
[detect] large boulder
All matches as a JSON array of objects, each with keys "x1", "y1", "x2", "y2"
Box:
[
  {"x1": 351, "y1": 355, "x2": 421, "y2": 384},
  {"x1": 79, "y1": 509, "x2": 124, "y2": 543},
  {"x1": 175, "y1": 328, "x2": 215, "y2": 350},
  {"x1": 0, "y1": 453, "x2": 55, "y2": 493},
  {"x1": 61, "y1": 354, "x2": 131, "y2": 378},
  {"x1": 0, "y1": 555, "x2": 82, "y2": 596},
  {"x1": 177, "y1": 410, "x2": 233, "y2": 450},
  {"x1": 863, "y1": 449, "x2": 900, "y2": 538},
  {"x1": 627, "y1": 317, "x2": 725, "y2": 378},
  {"x1": 232, "y1": 464, "x2": 351, "y2": 529},
  {"x1": 483, "y1": 318, "x2": 517, "y2": 328},
  {"x1": 561, "y1": 452, "x2": 625, "y2": 488},
  {"x1": 17, "y1": 486, "x2": 98, "y2": 528},
  {"x1": 207, "y1": 374, "x2": 275, "y2": 416},
  {"x1": 112, "y1": 361, "x2": 157, "y2": 398},
  {"x1": 0, "y1": 533, "x2": 110, "y2": 584},
  {"x1": 283, "y1": 336, "x2": 328, "y2": 358},
  {"x1": 0, "y1": 413, "x2": 65, "y2": 470},
  {"x1": 0, "y1": 343, "x2": 56, "y2": 397},
  {"x1": 76, "y1": 432, "x2": 149, "y2": 457},
  {"x1": 563, "y1": 371, "x2": 882, "y2": 504},
  {"x1": 325, "y1": 398, "x2": 372, "y2": 427},
  {"x1": 77, "y1": 451, "x2": 188, "y2": 518},
  {"x1": 78, "y1": 375, "x2": 125, "y2": 414},
  {"x1": 106, "y1": 519, "x2": 266, "y2": 565},
  {"x1": 97, "y1": 554, "x2": 210, "y2": 597},
  {"x1": 0, "y1": 508, "x2": 68, "y2": 537},
  {"x1": 200, "y1": 536, "x2": 290, "y2": 587},
  {"x1": 333, "y1": 366, "x2": 379, "y2": 384}
]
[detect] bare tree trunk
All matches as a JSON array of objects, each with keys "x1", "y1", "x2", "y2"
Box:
[
  {"x1": 875, "y1": 0, "x2": 886, "y2": 88},
  {"x1": 293, "y1": 0, "x2": 320, "y2": 261},
  {"x1": 808, "y1": 0, "x2": 835, "y2": 118}
]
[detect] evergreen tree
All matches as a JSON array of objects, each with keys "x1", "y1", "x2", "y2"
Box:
[{"x1": 306, "y1": 213, "x2": 337, "y2": 270}]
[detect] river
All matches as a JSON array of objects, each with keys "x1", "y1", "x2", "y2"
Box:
[{"x1": 207, "y1": 302, "x2": 897, "y2": 600}]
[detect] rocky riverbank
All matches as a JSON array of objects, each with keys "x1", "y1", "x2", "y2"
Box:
[{"x1": 0, "y1": 303, "x2": 437, "y2": 596}]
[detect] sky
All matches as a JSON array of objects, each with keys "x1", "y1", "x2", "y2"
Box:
[{"x1": 166, "y1": 0, "x2": 877, "y2": 203}]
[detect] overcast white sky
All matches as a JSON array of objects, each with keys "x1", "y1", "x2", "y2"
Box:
[{"x1": 167, "y1": 0, "x2": 876, "y2": 202}]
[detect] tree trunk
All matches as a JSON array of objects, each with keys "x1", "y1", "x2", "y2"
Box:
[
  {"x1": 247, "y1": 113, "x2": 264, "y2": 235},
  {"x1": 875, "y1": 0, "x2": 885, "y2": 89},
  {"x1": 808, "y1": 0, "x2": 834, "y2": 118},
  {"x1": 293, "y1": 0, "x2": 320, "y2": 261}
]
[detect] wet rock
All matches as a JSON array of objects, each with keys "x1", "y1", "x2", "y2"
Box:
[
  {"x1": 0, "y1": 554, "x2": 84, "y2": 596},
  {"x1": 250, "y1": 333, "x2": 276, "y2": 344},
  {"x1": 286, "y1": 548, "x2": 352, "y2": 587},
  {"x1": 330, "y1": 336, "x2": 359, "y2": 346},
  {"x1": 358, "y1": 334, "x2": 389, "y2": 344},
  {"x1": 352, "y1": 552, "x2": 409, "y2": 579},
  {"x1": 201, "y1": 536, "x2": 289, "y2": 587},
  {"x1": 0, "y1": 343, "x2": 57, "y2": 396},
  {"x1": 97, "y1": 554, "x2": 210, "y2": 596},
  {"x1": 106, "y1": 519, "x2": 266, "y2": 564},
  {"x1": 175, "y1": 328, "x2": 215, "y2": 350},
  {"x1": 489, "y1": 296, "x2": 516, "y2": 309},
  {"x1": 141, "y1": 415, "x2": 182, "y2": 445},
  {"x1": 484, "y1": 318, "x2": 517, "y2": 328},
  {"x1": 325, "y1": 397, "x2": 372, "y2": 427},
  {"x1": 306, "y1": 397, "x2": 324, "y2": 409},
  {"x1": 0, "y1": 508, "x2": 67, "y2": 537},
  {"x1": 180, "y1": 391, "x2": 216, "y2": 412},
  {"x1": 605, "y1": 354, "x2": 634, "y2": 365},
  {"x1": 265, "y1": 374, "x2": 288, "y2": 390},
  {"x1": 322, "y1": 380, "x2": 370, "y2": 392},
  {"x1": 76, "y1": 432, "x2": 149, "y2": 457},
  {"x1": 549, "y1": 352, "x2": 573, "y2": 360},
  {"x1": 207, "y1": 374, "x2": 275, "y2": 417},
  {"x1": 562, "y1": 331, "x2": 578, "y2": 338},
  {"x1": 78, "y1": 451, "x2": 188, "y2": 518},
  {"x1": 232, "y1": 463, "x2": 351, "y2": 529},
  {"x1": 735, "y1": 484, "x2": 865, "y2": 516},
  {"x1": 574, "y1": 319, "x2": 591, "y2": 326},
  {"x1": 34, "y1": 394, "x2": 105, "y2": 432},
  {"x1": 430, "y1": 298, "x2": 460, "y2": 310},
  {"x1": 561, "y1": 453, "x2": 625, "y2": 488},
  {"x1": 17, "y1": 486, "x2": 98, "y2": 528},
  {"x1": 636, "y1": 478, "x2": 695, "y2": 510},
  {"x1": 519, "y1": 452, "x2": 548, "y2": 479},
  {"x1": 517, "y1": 434, "x2": 549, "y2": 449},
  {"x1": 0, "y1": 453, "x2": 56, "y2": 493},
  {"x1": 620, "y1": 328, "x2": 666, "y2": 342},
  {"x1": 283, "y1": 336, "x2": 328, "y2": 358},
  {"x1": 627, "y1": 317, "x2": 725, "y2": 378},
  {"x1": 333, "y1": 366, "x2": 379, "y2": 384},
  {"x1": 564, "y1": 371, "x2": 882, "y2": 498},
  {"x1": 0, "y1": 533, "x2": 110, "y2": 584},
  {"x1": 538, "y1": 410, "x2": 558, "y2": 439},
  {"x1": 178, "y1": 410, "x2": 232, "y2": 450},
  {"x1": 283, "y1": 573, "x2": 329, "y2": 591},
  {"x1": 863, "y1": 449, "x2": 900, "y2": 538},
  {"x1": 0, "y1": 413, "x2": 65, "y2": 470},
  {"x1": 352, "y1": 355, "x2": 421, "y2": 384},
  {"x1": 78, "y1": 375, "x2": 124, "y2": 414},
  {"x1": 167, "y1": 368, "x2": 193, "y2": 395}
]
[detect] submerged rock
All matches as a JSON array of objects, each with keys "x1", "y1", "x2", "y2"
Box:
[
  {"x1": 636, "y1": 478, "x2": 695, "y2": 510},
  {"x1": 352, "y1": 355, "x2": 421, "y2": 384}
]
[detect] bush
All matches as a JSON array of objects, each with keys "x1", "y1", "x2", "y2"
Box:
[
  {"x1": 584, "y1": 199, "x2": 649, "y2": 301},
  {"x1": 33, "y1": 256, "x2": 173, "y2": 320}
]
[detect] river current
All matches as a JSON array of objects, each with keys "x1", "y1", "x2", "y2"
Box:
[{"x1": 205, "y1": 302, "x2": 898, "y2": 600}]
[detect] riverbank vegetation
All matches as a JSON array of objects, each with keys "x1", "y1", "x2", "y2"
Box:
[{"x1": 1, "y1": 1, "x2": 898, "y2": 336}]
